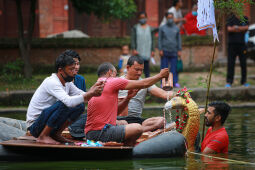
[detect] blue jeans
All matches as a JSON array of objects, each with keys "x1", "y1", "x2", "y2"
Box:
[
  {"x1": 28, "y1": 101, "x2": 84, "y2": 138},
  {"x1": 160, "y1": 51, "x2": 178, "y2": 85}
]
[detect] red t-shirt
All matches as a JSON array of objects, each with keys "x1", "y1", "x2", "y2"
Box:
[
  {"x1": 201, "y1": 127, "x2": 229, "y2": 153},
  {"x1": 181, "y1": 12, "x2": 206, "y2": 35},
  {"x1": 85, "y1": 77, "x2": 128, "y2": 134}
]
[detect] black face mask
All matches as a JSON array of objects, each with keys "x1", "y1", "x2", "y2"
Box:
[{"x1": 61, "y1": 70, "x2": 74, "y2": 82}]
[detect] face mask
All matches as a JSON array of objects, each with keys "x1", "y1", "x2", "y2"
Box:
[
  {"x1": 192, "y1": 11, "x2": 197, "y2": 16},
  {"x1": 139, "y1": 18, "x2": 147, "y2": 25},
  {"x1": 61, "y1": 71, "x2": 74, "y2": 82},
  {"x1": 167, "y1": 19, "x2": 174, "y2": 25}
]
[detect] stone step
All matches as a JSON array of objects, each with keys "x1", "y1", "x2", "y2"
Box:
[{"x1": 0, "y1": 86, "x2": 255, "y2": 107}]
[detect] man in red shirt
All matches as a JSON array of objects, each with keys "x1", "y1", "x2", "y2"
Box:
[
  {"x1": 85, "y1": 62, "x2": 169, "y2": 146},
  {"x1": 182, "y1": 5, "x2": 206, "y2": 35},
  {"x1": 201, "y1": 101, "x2": 231, "y2": 154}
]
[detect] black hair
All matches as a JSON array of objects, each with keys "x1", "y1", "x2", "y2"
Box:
[
  {"x1": 55, "y1": 50, "x2": 76, "y2": 72},
  {"x1": 209, "y1": 101, "x2": 231, "y2": 125},
  {"x1": 138, "y1": 11, "x2": 147, "y2": 18},
  {"x1": 192, "y1": 4, "x2": 197, "y2": 10},
  {"x1": 127, "y1": 56, "x2": 144, "y2": 66},
  {"x1": 64, "y1": 49, "x2": 81, "y2": 61},
  {"x1": 165, "y1": 11, "x2": 174, "y2": 18},
  {"x1": 72, "y1": 52, "x2": 81, "y2": 61},
  {"x1": 173, "y1": 0, "x2": 180, "y2": 7},
  {"x1": 97, "y1": 62, "x2": 115, "y2": 77}
]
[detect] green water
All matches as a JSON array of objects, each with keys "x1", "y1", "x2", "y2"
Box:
[{"x1": 0, "y1": 108, "x2": 255, "y2": 169}]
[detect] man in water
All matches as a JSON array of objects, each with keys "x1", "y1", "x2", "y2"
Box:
[{"x1": 201, "y1": 101, "x2": 231, "y2": 154}]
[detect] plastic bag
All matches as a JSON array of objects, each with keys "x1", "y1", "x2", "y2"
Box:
[{"x1": 177, "y1": 58, "x2": 183, "y2": 73}]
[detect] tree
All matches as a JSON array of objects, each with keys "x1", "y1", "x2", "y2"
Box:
[
  {"x1": 214, "y1": 0, "x2": 254, "y2": 21},
  {"x1": 15, "y1": 0, "x2": 136, "y2": 78},
  {"x1": 15, "y1": 0, "x2": 36, "y2": 78},
  {"x1": 69, "y1": 0, "x2": 137, "y2": 20}
]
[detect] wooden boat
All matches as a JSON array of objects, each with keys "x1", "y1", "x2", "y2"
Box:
[
  {"x1": 0, "y1": 131, "x2": 187, "y2": 161},
  {"x1": 0, "y1": 88, "x2": 200, "y2": 161},
  {"x1": 0, "y1": 137, "x2": 133, "y2": 161}
]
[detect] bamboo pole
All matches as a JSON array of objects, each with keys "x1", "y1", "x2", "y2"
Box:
[
  {"x1": 201, "y1": 41, "x2": 217, "y2": 141},
  {"x1": 188, "y1": 151, "x2": 255, "y2": 165}
]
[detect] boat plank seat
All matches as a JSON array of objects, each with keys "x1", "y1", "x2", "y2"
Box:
[{"x1": 0, "y1": 139, "x2": 133, "y2": 149}]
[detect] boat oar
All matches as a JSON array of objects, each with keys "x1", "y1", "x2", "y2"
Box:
[{"x1": 202, "y1": 41, "x2": 217, "y2": 141}]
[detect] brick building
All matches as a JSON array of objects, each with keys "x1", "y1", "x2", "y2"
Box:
[
  {"x1": 1, "y1": 0, "x2": 254, "y2": 38},
  {"x1": 0, "y1": 0, "x2": 254, "y2": 63},
  {"x1": 3, "y1": 0, "x2": 254, "y2": 38}
]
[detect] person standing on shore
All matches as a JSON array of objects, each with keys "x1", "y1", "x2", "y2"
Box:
[
  {"x1": 159, "y1": 12, "x2": 182, "y2": 88},
  {"x1": 131, "y1": 12, "x2": 157, "y2": 78},
  {"x1": 225, "y1": 14, "x2": 249, "y2": 88}
]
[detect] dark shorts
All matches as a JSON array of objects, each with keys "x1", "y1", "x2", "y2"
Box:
[
  {"x1": 86, "y1": 124, "x2": 125, "y2": 143},
  {"x1": 117, "y1": 116, "x2": 146, "y2": 125},
  {"x1": 28, "y1": 101, "x2": 84, "y2": 138},
  {"x1": 68, "y1": 114, "x2": 87, "y2": 139}
]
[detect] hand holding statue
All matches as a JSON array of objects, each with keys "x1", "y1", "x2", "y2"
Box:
[{"x1": 159, "y1": 68, "x2": 169, "y2": 79}]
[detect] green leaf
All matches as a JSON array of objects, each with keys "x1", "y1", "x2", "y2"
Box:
[{"x1": 70, "y1": 0, "x2": 137, "y2": 20}]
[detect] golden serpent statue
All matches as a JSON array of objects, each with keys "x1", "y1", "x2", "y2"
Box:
[{"x1": 164, "y1": 87, "x2": 200, "y2": 151}]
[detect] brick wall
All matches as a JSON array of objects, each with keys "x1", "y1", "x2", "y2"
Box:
[
  {"x1": 39, "y1": 0, "x2": 68, "y2": 37},
  {"x1": 146, "y1": 0, "x2": 159, "y2": 27},
  {"x1": 0, "y1": 45, "x2": 218, "y2": 68},
  {"x1": 0, "y1": 0, "x2": 39, "y2": 38}
]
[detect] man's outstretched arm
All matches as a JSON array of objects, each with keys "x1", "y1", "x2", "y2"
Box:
[
  {"x1": 125, "y1": 68, "x2": 169, "y2": 90},
  {"x1": 149, "y1": 87, "x2": 174, "y2": 100}
]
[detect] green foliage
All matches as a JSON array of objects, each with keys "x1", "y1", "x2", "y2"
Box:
[
  {"x1": 214, "y1": 0, "x2": 255, "y2": 21},
  {"x1": 70, "y1": 0, "x2": 137, "y2": 20},
  {"x1": 0, "y1": 36, "x2": 214, "y2": 49},
  {"x1": 181, "y1": 35, "x2": 214, "y2": 46},
  {"x1": 197, "y1": 76, "x2": 207, "y2": 88},
  {"x1": 1, "y1": 59, "x2": 24, "y2": 82}
]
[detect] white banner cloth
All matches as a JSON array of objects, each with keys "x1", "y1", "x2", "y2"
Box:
[{"x1": 197, "y1": 0, "x2": 219, "y2": 42}]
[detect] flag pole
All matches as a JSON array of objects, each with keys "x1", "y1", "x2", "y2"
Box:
[{"x1": 201, "y1": 40, "x2": 217, "y2": 141}]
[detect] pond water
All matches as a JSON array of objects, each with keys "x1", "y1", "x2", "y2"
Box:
[{"x1": 0, "y1": 107, "x2": 255, "y2": 169}]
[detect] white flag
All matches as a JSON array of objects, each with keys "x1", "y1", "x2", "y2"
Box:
[{"x1": 197, "y1": 0, "x2": 219, "y2": 42}]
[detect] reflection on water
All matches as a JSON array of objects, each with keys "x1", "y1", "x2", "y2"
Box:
[{"x1": 0, "y1": 108, "x2": 255, "y2": 169}]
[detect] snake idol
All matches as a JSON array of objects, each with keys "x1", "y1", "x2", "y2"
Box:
[{"x1": 133, "y1": 87, "x2": 200, "y2": 158}]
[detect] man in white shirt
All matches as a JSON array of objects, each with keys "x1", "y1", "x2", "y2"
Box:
[
  {"x1": 117, "y1": 56, "x2": 174, "y2": 132},
  {"x1": 26, "y1": 50, "x2": 104, "y2": 145},
  {"x1": 160, "y1": 0, "x2": 186, "y2": 28}
]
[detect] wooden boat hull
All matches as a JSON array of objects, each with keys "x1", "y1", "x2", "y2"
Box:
[
  {"x1": 0, "y1": 139, "x2": 133, "y2": 161},
  {"x1": 1, "y1": 132, "x2": 188, "y2": 161}
]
